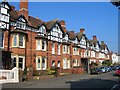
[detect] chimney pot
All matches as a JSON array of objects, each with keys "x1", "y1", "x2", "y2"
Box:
[
  {"x1": 80, "y1": 28, "x2": 85, "y2": 33},
  {"x1": 70, "y1": 31, "x2": 74, "y2": 33},
  {"x1": 101, "y1": 41, "x2": 104, "y2": 44},
  {"x1": 93, "y1": 35, "x2": 97, "y2": 40}
]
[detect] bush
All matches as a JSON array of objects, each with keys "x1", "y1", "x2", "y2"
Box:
[
  {"x1": 46, "y1": 68, "x2": 56, "y2": 75},
  {"x1": 102, "y1": 60, "x2": 112, "y2": 66},
  {"x1": 22, "y1": 68, "x2": 28, "y2": 81}
]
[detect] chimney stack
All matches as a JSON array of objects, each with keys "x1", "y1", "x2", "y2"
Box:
[
  {"x1": 11, "y1": 6, "x2": 15, "y2": 11},
  {"x1": 70, "y1": 31, "x2": 74, "y2": 33},
  {"x1": 101, "y1": 41, "x2": 104, "y2": 44},
  {"x1": 19, "y1": 0, "x2": 29, "y2": 20},
  {"x1": 93, "y1": 35, "x2": 97, "y2": 41},
  {"x1": 80, "y1": 28, "x2": 85, "y2": 34}
]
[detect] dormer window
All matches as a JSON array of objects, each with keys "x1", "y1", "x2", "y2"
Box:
[
  {"x1": 16, "y1": 21, "x2": 26, "y2": 30},
  {"x1": 38, "y1": 25, "x2": 46, "y2": 36}
]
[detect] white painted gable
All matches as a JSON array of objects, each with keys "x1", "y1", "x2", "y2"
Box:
[
  {"x1": 48, "y1": 24, "x2": 63, "y2": 42},
  {"x1": 18, "y1": 17, "x2": 26, "y2": 23},
  {"x1": 63, "y1": 34, "x2": 69, "y2": 42},
  {"x1": 80, "y1": 36, "x2": 86, "y2": 48}
]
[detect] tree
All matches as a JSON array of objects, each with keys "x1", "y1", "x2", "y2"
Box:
[{"x1": 102, "y1": 60, "x2": 112, "y2": 66}]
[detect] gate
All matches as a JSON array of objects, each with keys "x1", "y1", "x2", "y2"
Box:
[{"x1": 0, "y1": 67, "x2": 19, "y2": 84}]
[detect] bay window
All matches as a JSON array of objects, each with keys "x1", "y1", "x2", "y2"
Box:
[
  {"x1": 12, "y1": 56, "x2": 25, "y2": 70},
  {"x1": 63, "y1": 58, "x2": 70, "y2": 69},
  {"x1": 36, "y1": 39, "x2": 46, "y2": 51},
  {"x1": 12, "y1": 34, "x2": 25, "y2": 48},
  {"x1": 36, "y1": 56, "x2": 46, "y2": 70},
  {"x1": 19, "y1": 35, "x2": 24, "y2": 47}
]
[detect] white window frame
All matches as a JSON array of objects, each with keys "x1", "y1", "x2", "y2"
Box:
[
  {"x1": 63, "y1": 58, "x2": 70, "y2": 69},
  {"x1": 42, "y1": 40, "x2": 46, "y2": 51},
  {"x1": 73, "y1": 59, "x2": 77, "y2": 67},
  {"x1": 58, "y1": 43, "x2": 60, "y2": 55},
  {"x1": 63, "y1": 45, "x2": 67, "y2": 54},
  {"x1": 52, "y1": 60, "x2": 55, "y2": 67},
  {"x1": 36, "y1": 39, "x2": 41, "y2": 50},
  {"x1": 36, "y1": 57, "x2": 41, "y2": 70},
  {"x1": 36, "y1": 56, "x2": 47, "y2": 70},
  {"x1": 38, "y1": 25, "x2": 46, "y2": 36},
  {"x1": 12, "y1": 34, "x2": 25, "y2": 48},
  {"x1": 58, "y1": 61, "x2": 60, "y2": 67},
  {"x1": 16, "y1": 21, "x2": 26, "y2": 30},
  {"x1": 52, "y1": 42, "x2": 55, "y2": 54},
  {"x1": 11, "y1": 55, "x2": 25, "y2": 70},
  {"x1": 19, "y1": 34, "x2": 25, "y2": 48}
]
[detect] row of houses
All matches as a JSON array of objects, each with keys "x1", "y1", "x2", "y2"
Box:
[{"x1": 0, "y1": 0, "x2": 112, "y2": 74}]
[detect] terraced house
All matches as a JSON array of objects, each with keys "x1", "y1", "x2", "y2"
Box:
[{"x1": 0, "y1": 0, "x2": 111, "y2": 74}]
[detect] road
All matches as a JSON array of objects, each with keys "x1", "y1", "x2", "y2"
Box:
[{"x1": 1, "y1": 71, "x2": 120, "y2": 89}]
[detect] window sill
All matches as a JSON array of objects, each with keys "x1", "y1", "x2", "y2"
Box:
[
  {"x1": 12, "y1": 46, "x2": 25, "y2": 48},
  {"x1": 63, "y1": 68, "x2": 71, "y2": 69},
  {"x1": 0, "y1": 47, "x2": 4, "y2": 49}
]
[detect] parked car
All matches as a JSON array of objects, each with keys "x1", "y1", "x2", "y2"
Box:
[
  {"x1": 115, "y1": 67, "x2": 120, "y2": 76},
  {"x1": 90, "y1": 67, "x2": 102, "y2": 75},
  {"x1": 106, "y1": 66, "x2": 112, "y2": 72},
  {"x1": 110, "y1": 66, "x2": 114, "y2": 71},
  {"x1": 116, "y1": 66, "x2": 120, "y2": 70},
  {"x1": 100, "y1": 67, "x2": 107, "y2": 73}
]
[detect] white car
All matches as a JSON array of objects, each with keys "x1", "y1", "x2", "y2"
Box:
[{"x1": 100, "y1": 67, "x2": 107, "y2": 73}]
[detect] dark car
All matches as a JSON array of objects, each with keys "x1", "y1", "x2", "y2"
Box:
[{"x1": 90, "y1": 67, "x2": 102, "y2": 75}]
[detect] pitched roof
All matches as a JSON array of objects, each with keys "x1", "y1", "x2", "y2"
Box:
[
  {"x1": 10, "y1": 10, "x2": 19, "y2": 21},
  {"x1": 77, "y1": 32, "x2": 83, "y2": 40},
  {"x1": 67, "y1": 31, "x2": 77, "y2": 40},
  {"x1": 89, "y1": 39, "x2": 100, "y2": 48},
  {"x1": 45, "y1": 19, "x2": 58, "y2": 30},
  {"x1": 58, "y1": 20, "x2": 67, "y2": 33},
  {"x1": 9, "y1": 8, "x2": 43, "y2": 28},
  {"x1": 28, "y1": 16, "x2": 43, "y2": 28}
]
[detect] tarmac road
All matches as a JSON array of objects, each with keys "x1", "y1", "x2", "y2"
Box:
[{"x1": 1, "y1": 71, "x2": 120, "y2": 90}]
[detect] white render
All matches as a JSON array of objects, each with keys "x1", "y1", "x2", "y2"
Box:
[{"x1": 112, "y1": 53, "x2": 119, "y2": 64}]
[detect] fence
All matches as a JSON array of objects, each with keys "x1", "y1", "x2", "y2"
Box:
[{"x1": 0, "y1": 67, "x2": 19, "y2": 84}]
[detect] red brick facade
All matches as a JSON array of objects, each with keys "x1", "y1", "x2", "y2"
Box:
[{"x1": 0, "y1": 1, "x2": 111, "y2": 75}]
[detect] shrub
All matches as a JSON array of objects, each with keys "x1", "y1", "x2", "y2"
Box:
[{"x1": 46, "y1": 68, "x2": 56, "y2": 75}]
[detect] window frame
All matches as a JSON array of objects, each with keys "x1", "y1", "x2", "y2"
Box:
[
  {"x1": 16, "y1": 21, "x2": 26, "y2": 30},
  {"x1": 36, "y1": 56, "x2": 47, "y2": 70},
  {"x1": 11, "y1": 55, "x2": 25, "y2": 70},
  {"x1": 12, "y1": 34, "x2": 25, "y2": 48},
  {"x1": 52, "y1": 42, "x2": 55, "y2": 54},
  {"x1": 63, "y1": 58, "x2": 70, "y2": 69},
  {"x1": 58, "y1": 43, "x2": 61, "y2": 55}
]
